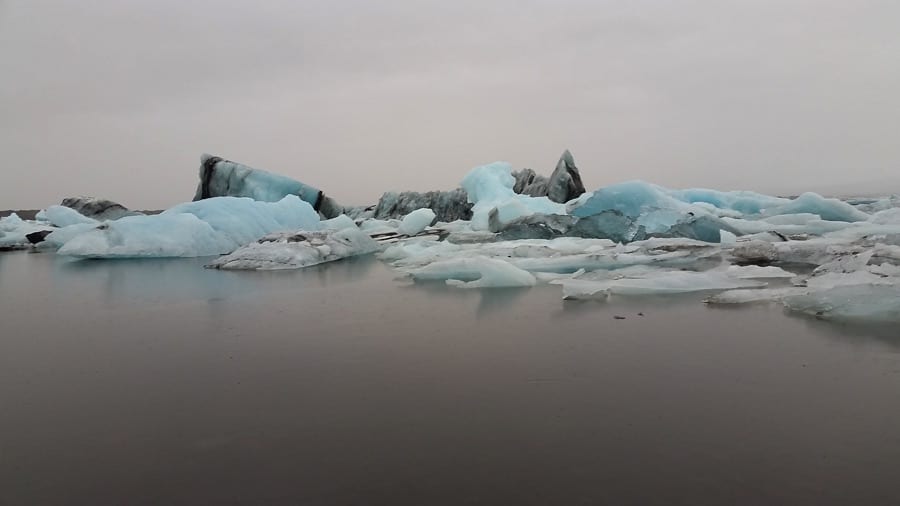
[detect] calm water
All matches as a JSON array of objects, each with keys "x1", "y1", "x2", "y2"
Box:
[{"x1": 1, "y1": 250, "x2": 899, "y2": 506}]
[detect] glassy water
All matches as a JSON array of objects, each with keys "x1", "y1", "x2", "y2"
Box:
[{"x1": 1, "y1": 251, "x2": 899, "y2": 505}]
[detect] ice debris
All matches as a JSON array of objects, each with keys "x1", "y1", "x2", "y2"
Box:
[{"x1": 207, "y1": 226, "x2": 378, "y2": 270}]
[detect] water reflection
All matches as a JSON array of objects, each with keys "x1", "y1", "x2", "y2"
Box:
[
  {"x1": 786, "y1": 310, "x2": 900, "y2": 351},
  {"x1": 4, "y1": 250, "x2": 900, "y2": 506},
  {"x1": 396, "y1": 279, "x2": 534, "y2": 319},
  {"x1": 51, "y1": 254, "x2": 379, "y2": 305}
]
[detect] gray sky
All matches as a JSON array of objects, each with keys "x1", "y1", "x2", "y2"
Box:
[{"x1": 2, "y1": 0, "x2": 899, "y2": 209}]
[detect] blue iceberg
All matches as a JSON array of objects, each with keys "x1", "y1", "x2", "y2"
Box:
[{"x1": 57, "y1": 195, "x2": 320, "y2": 258}]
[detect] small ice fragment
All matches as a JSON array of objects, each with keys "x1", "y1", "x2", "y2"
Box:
[{"x1": 398, "y1": 208, "x2": 437, "y2": 236}]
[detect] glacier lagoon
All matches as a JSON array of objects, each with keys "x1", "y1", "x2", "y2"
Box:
[
  {"x1": 3, "y1": 154, "x2": 900, "y2": 504},
  {"x1": 2, "y1": 250, "x2": 900, "y2": 505}
]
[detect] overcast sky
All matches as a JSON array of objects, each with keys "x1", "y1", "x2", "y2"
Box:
[{"x1": 2, "y1": 0, "x2": 899, "y2": 209}]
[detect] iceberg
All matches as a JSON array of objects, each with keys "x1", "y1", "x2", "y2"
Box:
[
  {"x1": 511, "y1": 150, "x2": 586, "y2": 203},
  {"x1": 193, "y1": 154, "x2": 343, "y2": 218},
  {"x1": 60, "y1": 196, "x2": 136, "y2": 221},
  {"x1": 43, "y1": 205, "x2": 98, "y2": 228},
  {"x1": 207, "y1": 226, "x2": 379, "y2": 270},
  {"x1": 371, "y1": 150, "x2": 585, "y2": 224},
  {"x1": 569, "y1": 181, "x2": 739, "y2": 242},
  {"x1": 57, "y1": 195, "x2": 320, "y2": 258},
  {"x1": 461, "y1": 162, "x2": 567, "y2": 231},
  {"x1": 374, "y1": 189, "x2": 472, "y2": 222}
]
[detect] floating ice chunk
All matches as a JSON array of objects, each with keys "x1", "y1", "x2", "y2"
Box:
[
  {"x1": 43, "y1": 223, "x2": 100, "y2": 248},
  {"x1": 705, "y1": 287, "x2": 809, "y2": 304},
  {"x1": 374, "y1": 189, "x2": 472, "y2": 222},
  {"x1": 783, "y1": 285, "x2": 900, "y2": 322},
  {"x1": 569, "y1": 210, "x2": 644, "y2": 243},
  {"x1": 408, "y1": 257, "x2": 536, "y2": 288},
  {"x1": 379, "y1": 238, "x2": 459, "y2": 264},
  {"x1": 731, "y1": 241, "x2": 779, "y2": 264},
  {"x1": 725, "y1": 265, "x2": 795, "y2": 278},
  {"x1": 870, "y1": 262, "x2": 900, "y2": 277},
  {"x1": 720, "y1": 216, "x2": 854, "y2": 236},
  {"x1": 569, "y1": 181, "x2": 740, "y2": 241},
  {"x1": 60, "y1": 196, "x2": 135, "y2": 220},
  {"x1": 666, "y1": 187, "x2": 784, "y2": 214},
  {"x1": 804, "y1": 270, "x2": 887, "y2": 290},
  {"x1": 572, "y1": 181, "x2": 684, "y2": 220},
  {"x1": 461, "y1": 162, "x2": 566, "y2": 231},
  {"x1": 765, "y1": 192, "x2": 870, "y2": 222},
  {"x1": 58, "y1": 214, "x2": 232, "y2": 258},
  {"x1": 760, "y1": 213, "x2": 823, "y2": 226},
  {"x1": 398, "y1": 208, "x2": 436, "y2": 236},
  {"x1": 553, "y1": 270, "x2": 766, "y2": 298},
  {"x1": 193, "y1": 154, "x2": 345, "y2": 217},
  {"x1": 57, "y1": 196, "x2": 319, "y2": 258},
  {"x1": 811, "y1": 250, "x2": 874, "y2": 275},
  {"x1": 207, "y1": 227, "x2": 378, "y2": 270},
  {"x1": 42, "y1": 205, "x2": 98, "y2": 227},
  {"x1": 0, "y1": 213, "x2": 53, "y2": 249},
  {"x1": 872, "y1": 244, "x2": 900, "y2": 262},
  {"x1": 869, "y1": 207, "x2": 900, "y2": 225},
  {"x1": 320, "y1": 214, "x2": 358, "y2": 231},
  {"x1": 358, "y1": 218, "x2": 400, "y2": 236}
]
